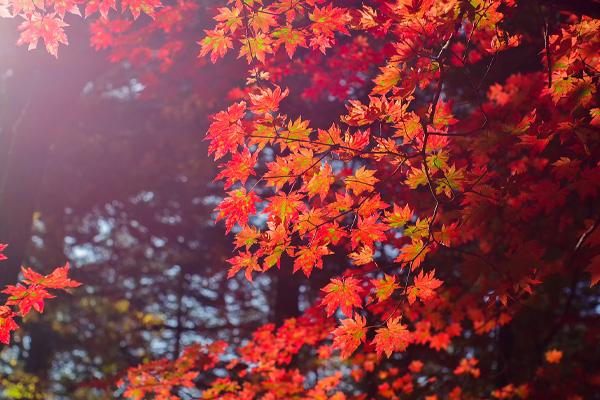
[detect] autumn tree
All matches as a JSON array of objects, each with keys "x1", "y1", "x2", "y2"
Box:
[{"x1": 1, "y1": 0, "x2": 599, "y2": 398}]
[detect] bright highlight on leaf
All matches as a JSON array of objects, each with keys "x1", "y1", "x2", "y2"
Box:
[{"x1": 545, "y1": 349, "x2": 563, "y2": 364}]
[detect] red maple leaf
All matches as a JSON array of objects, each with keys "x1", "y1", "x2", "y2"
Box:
[
  {"x1": 372, "y1": 317, "x2": 410, "y2": 358},
  {"x1": 407, "y1": 270, "x2": 443, "y2": 305},
  {"x1": 0, "y1": 306, "x2": 19, "y2": 345},
  {"x1": 227, "y1": 251, "x2": 261, "y2": 282},
  {"x1": 214, "y1": 149, "x2": 258, "y2": 189},
  {"x1": 321, "y1": 277, "x2": 363, "y2": 317},
  {"x1": 205, "y1": 101, "x2": 247, "y2": 160},
  {"x1": 215, "y1": 188, "x2": 260, "y2": 233},
  {"x1": 121, "y1": 0, "x2": 162, "y2": 19},
  {"x1": 0, "y1": 243, "x2": 7, "y2": 261},
  {"x1": 249, "y1": 86, "x2": 289, "y2": 115},
  {"x1": 21, "y1": 263, "x2": 81, "y2": 289},
  {"x1": 293, "y1": 245, "x2": 332, "y2": 277},
  {"x1": 371, "y1": 274, "x2": 400, "y2": 303},
  {"x1": 84, "y1": 0, "x2": 117, "y2": 18},
  {"x1": 332, "y1": 315, "x2": 367, "y2": 359},
  {"x1": 3, "y1": 284, "x2": 55, "y2": 315},
  {"x1": 17, "y1": 13, "x2": 68, "y2": 57}
]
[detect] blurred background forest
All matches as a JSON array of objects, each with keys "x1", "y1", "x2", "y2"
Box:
[{"x1": 1, "y1": 0, "x2": 599, "y2": 398}]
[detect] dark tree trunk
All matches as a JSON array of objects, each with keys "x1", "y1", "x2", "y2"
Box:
[
  {"x1": 0, "y1": 85, "x2": 54, "y2": 290},
  {"x1": 496, "y1": 325, "x2": 514, "y2": 387},
  {"x1": 272, "y1": 256, "x2": 301, "y2": 325},
  {"x1": 174, "y1": 271, "x2": 186, "y2": 358},
  {"x1": 23, "y1": 322, "x2": 58, "y2": 377}
]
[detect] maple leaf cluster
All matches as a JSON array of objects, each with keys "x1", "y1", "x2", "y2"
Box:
[
  {"x1": 0, "y1": 0, "x2": 163, "y2": 56},
  {"x1": 196, "y1": 0, "x2": 598, "y2": 397},
  {"x1": 119, "y1": 342, "x2": 227, "y2": 400},
  {"x1": 0, "y1": 244, "x2": 80, "y2": 344},
  {"x1": 4, "y1": 0, "x2": 600, "y2": 398}
]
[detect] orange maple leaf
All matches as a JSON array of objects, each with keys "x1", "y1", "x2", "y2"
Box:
[
  {"x1": 293, "y1": 245, "x2": 332, "y2": 277},
  {"x1": 321, "y1": 277, "x2": 363, "y2": 316},
  {"x1": 385, "y1": 203, "x2": 414, "y2": 228},
  {"x1": 372, "y1": 317, "x2": 410, "y2": 358},
  {"x1": 371, "y1": 274, "x2": 400, "y2": 302},
  {"x1": 249, "y1": 86, "x2": 289, "y2": 115},
  {"x1": 332, "y1": 315, "x2": 367, "y2": 359},
  {"x1": 454, "y1": 357, "x2": 481, "y2": 378},
  {"x1": 199, "y1": 29, "x2": 233, "y2": 64},
  {"x1": 409, "y1": 360, "x2": 424, "y2": 373},
  {"x1": 345, "y1": 166, "x2": 379, "y2": 196},
  {"x1": 349, "y1": 246, "x2": 375, "y2": 266},
  {"x1": 215, "y1": 188, "x2": 260, "y2": 233},
  {"x1": 407, "y1": 270, "x2": 443, "y2": 305},
  {"x1": 227, "y1": 251, "x2": 261, "y2": 282},
  {"x1": 213, "y1": 7, "x2": 242, "y2": 33},
  {"x1": 238, "y1": 33, "x2": 273, "y2": 64},
  {"x1": 350, "y1": 214, "x2": 387, "y2": 250},
  {"x1": 395, "y1": 239, "x2": 429, "y2": 270},
  {"x1": 21, "y1": 263, "x2": 81, "y2": 290},
  {"x1": 304, "y1": 164, "x2": 335, "y2": 201}
]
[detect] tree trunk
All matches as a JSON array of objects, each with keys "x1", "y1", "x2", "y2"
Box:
[{"x1": 272, "y1": 256, "x2": 301, "y2": 325}]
